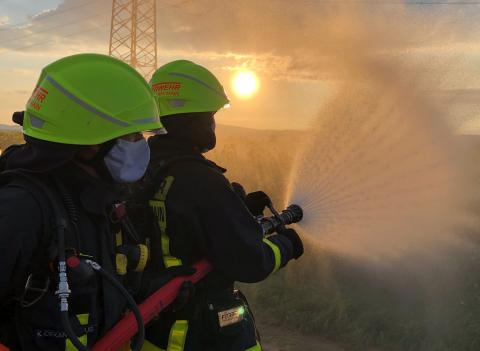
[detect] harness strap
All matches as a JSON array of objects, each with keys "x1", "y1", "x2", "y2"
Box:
[
  {"x1": 166, "y1": 320, "x2": 188, "y2": 351},
  {"x1": 0, "y1": 173, "x2": 55, "y2": 303},
  {"x1": 65, "y1": 313, "x2": 89, "y2": 351},
  {"x1": 140, "y1": 320, "x2": 188, "y2": 351},
  {"x1": 149, "y1": 176, "x2": 182, "y2": 268},
  {"x1": 245, "y1": 342, "x2": 262, "y2": 351}
]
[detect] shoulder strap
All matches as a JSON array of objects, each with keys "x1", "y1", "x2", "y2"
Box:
[
  {"x1": 129, "y1": 155, "x2": 219, "y2": 271},
  {"x1": 0, "y1": 144, "x2": 22, "y2": 173},
  {"x1": 144, "y1": 156, "x2": 208, "y2": 270},
  {"x1": 149, "y1": 175, "x2": 182, "y2": 269},
  {"x1": 0, "y1": 171, "x2": 59, "y2": 299}
]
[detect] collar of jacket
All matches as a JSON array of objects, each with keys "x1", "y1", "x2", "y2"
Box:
[{"x1": 148, "y1": 135, "x2": 226, "y2": 174}]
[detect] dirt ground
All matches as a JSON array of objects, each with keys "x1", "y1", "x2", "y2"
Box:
[
  {"x1": 257, "y1": 316, "x2": 384, "y2": 351},
  {"x1": 256, "y1": 316, "x2": 346, "y2": 351}
]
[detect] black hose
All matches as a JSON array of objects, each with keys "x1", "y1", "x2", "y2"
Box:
[
  {"x1": 5, "y1": 172, "x2": 145, "y2": 350},
  {"x1": 54, "y1": 177, "x2": 145, "y2": 350},
  {"x1": 51, "y1": 178, "x2": 88, "y2": 351},
  {"x1": 61, "y1": 312, "x2": 88, "y2": 351},
  {"x1": 56, "y1": 178, "x2": 81, "y2": 251},
  {"x1": 123, "y1": 215, "x2": 141, "y2": 243},
  {"x1": 86, "y1": 260, "x2": 145, "y2": 351}
]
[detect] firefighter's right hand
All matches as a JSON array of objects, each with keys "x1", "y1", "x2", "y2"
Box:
[
  {"x1": 278, "y1": 227, "x2": 304, "y2": 259},
  {"x1": 245, "y1": 191, "x2": 271, "y2": 216}
]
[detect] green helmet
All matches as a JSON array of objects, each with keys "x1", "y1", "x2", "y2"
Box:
[
  {"x1": 23, "y1": 53, "x2": 163, "y2": 145},
  {"x1": 150, "y1": 60, "x2": 229, "y2": 117}
]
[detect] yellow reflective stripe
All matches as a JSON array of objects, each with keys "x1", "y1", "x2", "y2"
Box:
[
  {"x1": 245, "y1": 342, "x2": 262, "y2": 351},
  {"x1": 141, "y1": 339, "x2": 165, "y2": 351},
  {"x1": 149, "y1": 176, "x2": 182, "y2": 268},
  {"x1": 164, "y1": 256, "x2": 182, "y2": 268},
  {"x1": 149, "y1": 200, "x2": 166, "y2": 230},
  {"x1": 149, "y1": 199, "x2": 181, "y2": 267},
  {"x1": 263, "y1": 238, "x2": 281, "y2": 273},
  {"x1": 153, "y1": 176, "x2": 175, "y2": 201},
  {"x1": 115, "y1": 231, "x2": 123, "y2": 246},
  {"x1": 134, "y1": 244, "x2": 149, "y2": 272},
  {"x1": 116, "y1": 253, "x2": 128, "y2": 275},
  {"x1": 76, "y1": 313, "x2": 88, "y2": 325},
  {"x1": 65, "y1": 314, "x2": 89, "y2": 351},
  {"x1": 167, "y1": 320, "x2": 188, "y2": 351}
]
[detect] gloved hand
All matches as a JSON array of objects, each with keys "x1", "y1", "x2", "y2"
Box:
[
  {"x1": 231, "y1": 182, "x2": 247, "y2": 200},
  {"x1": 278, "y1": 227, "x2": 304, "y2": 259},
  {"x1": 245, "y1": 191, "x2": 271, "y2": 216}
]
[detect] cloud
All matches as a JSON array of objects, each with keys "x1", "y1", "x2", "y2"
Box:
[
  {"x1": 2, "y1": 0, "x2": 480, "y2": 83},
  {"x1": 0, "y1": 16, "x2": 10, "y2": 27},
  {"x1": 0, "y1": 0, "x2": 110, "y2": 56}
]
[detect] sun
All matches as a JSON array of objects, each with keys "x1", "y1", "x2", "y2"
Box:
[{"x1": 232, "y1": 71, "x2": 259, "y2": 98}]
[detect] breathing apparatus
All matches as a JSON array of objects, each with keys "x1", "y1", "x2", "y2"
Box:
[
  {"x1": 3, "y1": 171, "x2": 145, "y2": 351},
  {"x1": 57, "y1": 184, "x2": 145, "y2": 351}
]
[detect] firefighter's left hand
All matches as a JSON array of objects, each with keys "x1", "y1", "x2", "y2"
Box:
[
  {"x1": 231, "y1": 182, "x2": 247, "y2": 200},
  {"x1": 245, "y1": 191, "x2": 271, "y2": 216}
]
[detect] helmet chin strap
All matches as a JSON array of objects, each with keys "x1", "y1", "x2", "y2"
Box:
[
  {"x1": 194, "y1": 145, "x2": 213, "y2": 154},
  {"x1": 160, "y1": 112, "x2": 216, "y2": 153},
  {"x1": 75, "y1": 140, "x2": 117, "y2": 182}
]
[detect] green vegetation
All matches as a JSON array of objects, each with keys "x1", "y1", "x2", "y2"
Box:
[
  {"x1": 211, "y1": 127, "x2": 480, "y2": 351},
  {"x1": 0, "y1": 130, "x2": 22, "y2": 153}
]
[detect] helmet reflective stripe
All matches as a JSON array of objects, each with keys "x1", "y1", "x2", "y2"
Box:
[
  {"x1": 150, "y1": 60, "x2": 229, "y2": 117},
  {"x1": 24, "y1": 53, "x2": 163, "y2": 145},
  {"x1": 169, "y1": 72, "x2": 228, "y2": 100},
  {"x1": 133, "y1": 117, "x2": 160, "y2": 125},
  {"x1": 28, "y1": 113, "x2": 45, "y2": 128},
  {"x1": 45, "y1": 75, "x2": 130, "y2": 127}
]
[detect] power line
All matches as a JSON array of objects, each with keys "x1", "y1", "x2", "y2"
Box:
[
  {"x1": 0, "y1": 0, "x2": 191, "y2": 46},
  {"x1": 315, "y1": 0, "x2": 480, "y2": 3},
  {"x1": 0, "y1": 0, "x2": 102, "y2": 31},
  {"x1": 0, "y1": 9, "x2": 110, "y2": 46},
  {"x1": 0, "y1": 25, "x2": 106, "y2": 56}
]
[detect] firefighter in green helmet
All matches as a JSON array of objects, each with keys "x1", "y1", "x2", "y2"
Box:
[
  {"x1": 135, "y1": 60, "x2": 304, "y2": 350},
  {"x1": 0, "y1": 53, "x2": 163, "y2": 350}
]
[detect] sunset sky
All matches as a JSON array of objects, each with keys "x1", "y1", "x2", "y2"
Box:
[{"x1": 1, "y1": 0, "x2": 480, "y2": 131}]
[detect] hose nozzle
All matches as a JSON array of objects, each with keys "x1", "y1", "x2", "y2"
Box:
[{"x1": 259, "y1": 204, "x2": 303, "y2": 235}]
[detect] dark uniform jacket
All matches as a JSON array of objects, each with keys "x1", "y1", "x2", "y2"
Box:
[
  {"x1": 0, "y1": 164, "x2": 126, "y2": 350},
  {"x1": 143, "y1": 136, "x2": 296, "y2": 351}
]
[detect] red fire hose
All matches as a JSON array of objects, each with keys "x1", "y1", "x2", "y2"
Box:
[{"x1": 92, "y1": 259, "x2": 212, "y2": 351}]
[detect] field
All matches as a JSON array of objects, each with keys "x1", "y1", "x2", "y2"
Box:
[
  {"x1": 210, "y1": 127, "x2": 480, "y2": 351},
  {"x1": 0, "y1": 130, "x2": 22, "y2": 153},
  {"x1": 3, "y1": 127, "x2": 480, "y2": 351}
]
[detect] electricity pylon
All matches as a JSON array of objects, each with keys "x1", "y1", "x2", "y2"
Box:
[{"x1": 109, "y1": 0, "x2": 157, "y2": 80}]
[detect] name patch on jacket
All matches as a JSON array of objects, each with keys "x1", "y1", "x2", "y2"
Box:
[{"x1": 218, "y1": 306, "x2": 245, "y2": 328}]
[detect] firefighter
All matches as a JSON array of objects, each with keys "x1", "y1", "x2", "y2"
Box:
[
  {"x1": 0, "y1": 53, "x2": 163, "y2": 350},
  {"x1": 139, "y1": 60, "x2": 304, "y2": 350}
]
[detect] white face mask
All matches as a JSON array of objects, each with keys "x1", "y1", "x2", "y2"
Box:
[{"x1": 104, "y1": 138, "x2": 150, "y2": 183}]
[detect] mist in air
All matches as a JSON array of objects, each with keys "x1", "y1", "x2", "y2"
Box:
[
  {"x1": 279, "y1": 6, "x2": 475, "y2": 260},
  {"x1": 208, "y1": 2, "x2": 480, "y2": 349}
]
